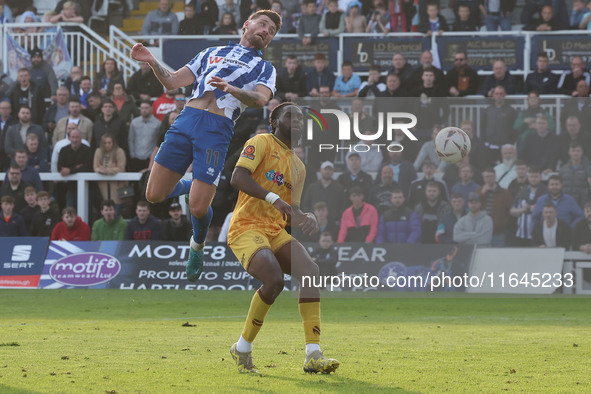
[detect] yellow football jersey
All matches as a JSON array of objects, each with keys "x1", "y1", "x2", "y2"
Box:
[{"x1": 227, "y1": 133, "x2": 306, "y2": 242}]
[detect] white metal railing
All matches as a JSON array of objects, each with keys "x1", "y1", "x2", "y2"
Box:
[{"x1": 1, "y1": 22, "x2": 138, "y2": 86}]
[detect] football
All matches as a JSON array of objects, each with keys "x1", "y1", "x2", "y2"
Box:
[{"x1": 435, "y1": 126, "x2": 471, "y2": 164}]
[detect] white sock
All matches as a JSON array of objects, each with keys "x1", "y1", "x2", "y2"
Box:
[
  {"x1": 236, "y1": 335, "x2": 252, "y2": 353},
  {"x1": 305, "y1": 343, "x2": 320, "y2": 356},
  {"x1": 190, "y1": 237, "x2": 204, "y2": 251}
]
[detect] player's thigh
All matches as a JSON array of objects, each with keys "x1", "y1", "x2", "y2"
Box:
[
  {"x1": 145, "y1": 162, "x2": 184, "y2": 202},
  {"x1": 229, "y1": 230, "x2": 284, "y2": 285},
  {"x1": 274, "y1": 237, "x2": 319, "y2": 279}
]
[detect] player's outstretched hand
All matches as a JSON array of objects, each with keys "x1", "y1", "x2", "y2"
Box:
[
  {"x1": 300, "y1": 213, "x2": 319, "y2": 236},
  {"x1": 209, "y1": 76, "x2": 234, "y2": 93},
  {"x1": 131, "y1": 43, "x2": 155, "y2": 64},
  {"x1": 272, "y1": 199, "x2": 291, "y2": 222}
]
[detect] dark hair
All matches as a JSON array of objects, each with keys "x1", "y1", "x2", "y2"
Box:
[
  {"x1": 369, "y1": 65, "x2": 382, "y2": 73},
  {"x1": 515, "y1": 160, "x2": 528, "y2": 167},
  {"x1": 62, "y1": 206, "x2": 77, "y2": 216},
  {"x1": 69, "y1": 98, "x2": 81, "y2": 105},
  {"x1": 537, "y1": 52, "x2": 549, "y2": 59},
  {"x1": 101, "y1": 98, "x2": 116, "y2": 110},
  {"x1": 569, "y1": 141, "x2": 583, "y2": 150},
  {"x1": 269, "y1": 101, "x2": 295, "y2": 131},
  {"x1": 548, "y1": 174, "x2": 562, "y2": 183},
  {"x1": 543, "y1": 204, "x2": 556, "y2": 210},
  {"x1": 349, "y1": 186, "x2": 364, "y2": 196},
  {"x1": 425, "y1": 180, "x2": 440, "y2": 190},
  {"x1": 390, "y1": 188, "x2": 404, "y2": 196},
  {"x1": 320, "y1": 231, "x2": 333, "y2": 238},
  {"x1": 528, "y1": 165, "x2": 541, "y2": 174},
  {"x1": 286, "y1": 54, "x2": 298, "y2": 61},
  {"x1": 1, "y1": 195, "x2": 14, "y2": 204},
  {"x1": 342, "y1": 61, "x2": 354, "y2": 68},
  {"x1": 137, "y1": 200, "x2": 150, "y2": 209},
  {"x1": 482, "y1": 167, "x2": 495, "y2": 175},
  {"x1": 451, "y1": 193, "x2": 465, "y2": 200},
  {"x1": 101, "y1": 200, "x2": 115, "y2": 209},
  {"x1": 80, "y1": 75, "x2": 91, "y2": 82},
  {"x1": 313, "y1": 201, "x2": 328, "y2": 210},
  {"x1": 36, "y1": 191, "x2": 50, "y2": 200}
]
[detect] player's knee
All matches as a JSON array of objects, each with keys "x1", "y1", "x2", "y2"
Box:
[
  {"x1": 266, "y1": 274, "x2": 285, "y2": 299},
  {"x1": 303, "y1": 260, "x2": 320, "y2": 278},
  {"x1": 145, "y1": 186, "x2": 166, "y2": 204},
  {"x1": 189, "y1": 204, "x2": 210, "y2": 219}
]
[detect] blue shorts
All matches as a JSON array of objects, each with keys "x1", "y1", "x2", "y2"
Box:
[{"x1": 154, "y1": 107, "x2": 234, "y2": 186}]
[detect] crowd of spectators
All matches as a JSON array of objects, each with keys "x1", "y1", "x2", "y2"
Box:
[{"x1": 2, "y1": 0, "x2": 591, "y2": 254}]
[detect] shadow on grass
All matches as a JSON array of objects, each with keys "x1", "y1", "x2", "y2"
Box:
[{"x1": 0, "y1": 384, "x2": 41, "y2": 394}]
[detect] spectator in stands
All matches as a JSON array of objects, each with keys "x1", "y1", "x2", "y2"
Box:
[
  {"x1": 376, "y1": 189, "x2": 421, "y2": 243},
  {"x1": 481, "y1": 60, "x2": 516, "y2": 97},
  {"x1": 377, "y1": 72, "x2": 405, "y2": 99},
  {"x1": 94, "y1": 133, "x2": 127, "y2": 212},
  {"x1": 142, "y1": 0, "x2": 179, "y2": 36},
  {"x1": 557, "y1": 116, "x2": 591, "y2": 165},
  {"x1": 557, "y1": 56, "x2": 590, "y2": 96},
  {"x1": 436, "y1": 193, "x2": 466, "y2": 244},
  {"x1": 417, "y1": 2, "x2": 448, "y2": 34},
  {"x1": 322, "y1": 0, "x2": 345, "y2": 37},
  {"x1": 494, "y1": 144, "x2": 517, "y2": 190},
  {"x1": 0, "y1": 195, "x2": 27, "y2": 236},
  {"x1": 91, "y1": 199, "x2": 127, "y2": 241},
  {"x1": 389, "y1": 0, "x2": 415, "y2": 32},
  {"x1": 476, "y1": 167, "x2": 513, "y2": 246},
  {"x1": 57, "y1": 128, "x2": 93, "y2": 209},
  {"x1": 533, "y1": 175, "x2": 583, "y2": 229},
  {"x1": 43, "y1": 87, "x2": 69, "y2": 141},
  {"x1": 414, "y1": 125, "x2": 447, "y2": 172},
  {"x1": 25, "y1": 133, "x2": 48, "y2": 172},
  {"x1": 64, "y1": 66, "x2": 82, "y2": 98},
  {"x1": 10, "y1": 149, "x2": 42, "y2": 191},
  {"x1": 19, "y1": 185, "x2": 38, "y2": 230},
  {"x1": 507, "y1": 160, "x2": 528, "y2": 198},
  {"x1": 52, "y1": 0, "x2": 85, "y2": 23},
  {"x1": 580, "y1": 0, "x2": 591, "y2": 29},
  {"x1": 159, "y1": 92, "x2": 185, "y2": 140},
  {"x1": 348, "y1": 98, "x2": 374, "y2": 133},
  {"x1": 129, "y1": 101, "x2": 160, "y2": 173},
  {"x1": 92, "y1": 99, "x2": 126, "y2": 153},
  {"x1": 411, "y1": 72, "x2": 448, "y2": 141},
  {"x1": 0, "y1": 100, "x2": 15, "y2": 170},
  {"x1": 298, "y1": 0, "x2": 321, "y2": 44},
  {"x1": 510, "y1": 165, "x2": 545, "y2": 246},
  {"x1": 306, "y1": 54, "x2": 336, "y2": 97},
  {"x1": 82, "y1": 91, "x2": 102, "y2": 122},
  {"x1": 152, "y1": 89, "x2": 177, "y2": 122},
  {"x1": 572, "y1": 202, "x2": 591, "y2": 253},
  {"x1": 388, "y1": 53, "x2": 413, "y2": 88},
  {"x1": 345, "y1": 1, "x2": 367, "y2": 32},
  {"x1": 302, "y1": 161, "x2": 346, "y2": 224},
  {"x1": 519, "y1": 113, "x2": 558, "y2": 174},
  {"x1": 366, "y1": 1, "x2": 390, "y2": 33},
  {"x1": 446, "y1": 51, "x2": 478, "y2": 97},
  {"x1": 127, "y1": 62, "x2": 164, "y2": 104},
  {"x1": 0, "y1": 164, "x2": 28, "y2": 211},
  {"x1": 51, "y1": 123, "x2": 90, "y2": 173},
  {"x1": 28, "y1": 48, "x2": 58, "y2": 102},
  {"x1": 452, "y1": 4, "x2": 478, "y2": 31},
  {"x1": 110, "y1": 83, "x2": 139, "y2": 131},
  {"x1": 561, "y1": 80, "x2": 591, "y2": 132},
  {"x1": 29, "y1": 191, "x2": 60, "y2": 236},
  {"x1": 415, "y1": 180, "x2": 451, "y2": 244},
  {"x1": 514, "y1": 90, "x2": 556, "y2": 151},
  {"x1": 93, "y1": 58, "x2": 125, "y2": 97},
  {"x1": 5, "y1": 105, "x2": 47, "y2": 165},
  {"x1": 178, "y1": 2, "x2": 204, "y2": 35},
  {"x1": 0, "y1": 0, "x2": 13, "y2": 23},
  {"x1": 276, "y1": 55, "x2": 307, "y2": 101},
  {"x1": 532, "y1": 204, "x2": 571, "y2": 248},
  {"x1": 358, "y1": 65, "x2": 386, "y2": 98},
  {"x1": 559, "y1": 141, "x2": 591, "y2": 208},
  {"x1": 524, "y1": 53, "x2": 559, "y2": 95},
  {"x1": 346, "y1": 129, "x2": 385, "y2": 173},
  {"x1": 453, "y1": 192, "x2": 493, "y2": 246},
  {"x1": 338, "y1": 152, "x2": 374, "y2": 196},
  {"x1": 338, "y1": 187, "x2": 378, "y2": 243},
  {"x1": 451, "y1": 163, "x2": 480, "y2": 207},
  {"x1": 76, "y1": 76, "x2": 92, "y2": 109},
  {"x1": 212, "y1": 11, "x2": 239, "y2": 34},
  {"x1": 51, "y1": 206, "x2": 91, "y2": 241},
  {"x1": 570, "y1": 0, "x2": 586, "y2": 28},
  {"x1": 309, "y1": 231, "x2": 338, "y2": 279},
  {"x1": 410, "y1": 51, "x2": 444, "y2": 88},
  {"x1": 480, "y1": 0, "x2": 514, "y2": 31},
  {"x1": 53, "y1": 98, "x2": 94, "y2": 146},
  {"x1": 368, "y1": 165, "x2": 399, "y2": 215},
  {"x1": 198, "y1": 0, "x2": 221, "y2": 34},
  {"x1": 524, "y1": 4, "x2": 566, "y2": 30},
  {"x1": 384, "y1": 150, "x2": 417, "y2": 196},
  {"x1": 9, "y1": 68, "x2": 45, "y2": 124},
  {"x1": 125, "y1": 200, "x2": 162, "y2": 240},
  {"x1": 522, "y1": 0, "x2": 568, "y2": 27},
  {"x1": 221, "y1": 0, "x2": 241, "y2": 26},
  {"x1": 408, "y1": 159, "x2": 449, "y2": 208},
  {"x1": 481, "y1": 86, "x2": 517, "y2": 166},
  {"x1": 161, "y1": 201, "x2": 192, "y2": 241},
  {"x1": 14, "y1": 9, "x2": 40, "y2": 36},
  {"x1": 333, "y1": 61, "x2": 361, "y2": 97}
]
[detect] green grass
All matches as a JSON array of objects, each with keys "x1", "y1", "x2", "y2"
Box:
[{"x1": 0, "y1": 290, "x2": 590, "y2": 393}]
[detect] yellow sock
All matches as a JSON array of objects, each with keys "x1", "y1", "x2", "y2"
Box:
[
  {"x1": 298, "y1": 299, "x2": 321, "y2": 344},
  {"x1": 241, "y1": 289, "x2": 273, "y2": 343}
]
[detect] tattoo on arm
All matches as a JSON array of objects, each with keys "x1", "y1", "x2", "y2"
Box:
[
  {"x1": 152, "y1": 61, "x2": 172, "y2": 80},
  {"x1": 232, "y1": 89, "x2": 266, "y2": 108}
]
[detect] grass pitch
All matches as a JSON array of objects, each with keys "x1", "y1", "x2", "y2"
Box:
[{"x1": 0, "y1": 290, "x2": 589, "y2": 393}]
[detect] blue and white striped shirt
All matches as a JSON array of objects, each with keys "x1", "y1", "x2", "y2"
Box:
[{"x1": 185, "y1": 42, "x2": 276, "y2": 122}]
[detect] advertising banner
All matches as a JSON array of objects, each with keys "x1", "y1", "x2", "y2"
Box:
[
  {"x1": 530, "y1": 35, "x2": 591, "y2": 70},
  {"x1": 342, "y1": 36, "x2": 430, "y2": 72},
  {"x1": 0, "y1": 237, "x2": 49, "y2": 288},
  {"x1": 436, "y1": 35, "x2": 524, "y2": 71}
]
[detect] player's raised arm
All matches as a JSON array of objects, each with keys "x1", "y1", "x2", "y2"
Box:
[
  {"x1": 131, "y1": 43, "x2": 195, "y2": 91},
  {"x1": 230, "y1": 166, "x2": 291, "y2": 221}
]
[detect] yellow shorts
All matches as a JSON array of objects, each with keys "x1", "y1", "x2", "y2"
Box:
[{"x1": 228, "y1": 229, "x2": 292, "y2": 270}]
